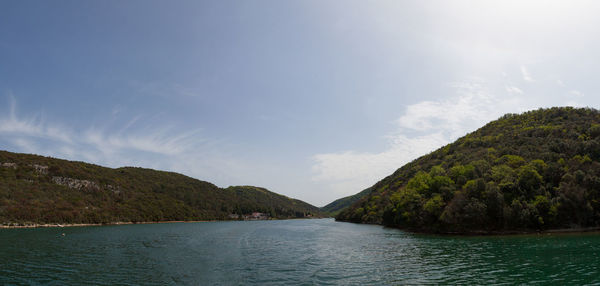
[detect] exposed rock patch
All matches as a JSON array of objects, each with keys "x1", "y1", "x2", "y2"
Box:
[
  {"x1": 1, "y1": 162, "x2": 17, "y2": 169},
  {"x1": 106, "y1": 184, "x2": 121, "y2": 194},
  {"x1": 52, "y1": 176, "x2": 100, "y2": 191},
  {"x1": 31, "y1": 164, "x2": 48, "y2": 175}
]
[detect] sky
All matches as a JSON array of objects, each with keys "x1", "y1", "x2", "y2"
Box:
[{"x1": 1, "y1": 0, "x2": 600, "y2": 206}]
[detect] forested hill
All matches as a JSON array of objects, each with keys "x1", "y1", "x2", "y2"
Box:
[
  {"x1": 336, "y1": 107, "x2": 600, "y2": 233},
  {"x1": 321, "y1": 188, "x2": 372, "y2": 216},
  {"x1": 0, "y1": 151, "x2": 320, "y2": 225}
]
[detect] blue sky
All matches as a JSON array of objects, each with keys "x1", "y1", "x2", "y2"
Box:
[{"x1": 1, "y1": 1, "x2": 600, "y2": 206}]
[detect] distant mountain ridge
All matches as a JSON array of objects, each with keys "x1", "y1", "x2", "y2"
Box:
[
  {"x1": 320, "y1": 188, "x2": 371, "y2": 216},
  {"x1": 0, "y1": 150, "x2": 320, "y2": 225},
  {"x1": 336, "y1": 107, "x2": 600, "y2": 234}
]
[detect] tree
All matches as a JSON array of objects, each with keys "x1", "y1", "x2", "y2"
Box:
[
  {"x1": 423, "y1": 194, "x2": 445, "y2": 223},
  {"x1": 390, "y1": 188, "x2": 423, "y2": 226},
  {"x1": 463, "y1": 178, "x2": 486, "y2": 199},
  {"x1": 430, "y1": 175, "x2": 455, "y2": 201},
  {"x1": 517, "y1": 165, "x2": 544, "y2": 198},
  {"x1": 406, "y1": 171, "x2": 432, "y2": 195},
  {"x1": 449, "y1": 164, "x2": 475, "y2": 186}
]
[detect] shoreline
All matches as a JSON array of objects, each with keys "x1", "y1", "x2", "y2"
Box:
[
  {"x1": 428, "y1": 227, "x2": 600, "y2": 236},
  {"x1": 0, "y1": 220, "x2": 216, "y2": 229},
  {"x1": 336, "y1": 219, "x2": 600, "y2": 236},
  {"x1": 3, "y1": 219, "x2": 600, "y2": 235},
  {"x1": 0, "y1": 217, "x2": 328, "y2": 229}
]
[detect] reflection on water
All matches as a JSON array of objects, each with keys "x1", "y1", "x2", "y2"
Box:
[{"x1": 1, "y1": 219, "x2": 599, "y2": 285}]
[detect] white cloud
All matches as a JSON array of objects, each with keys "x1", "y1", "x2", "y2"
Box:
[
  {"x1": 311, "y1": 78, "x2": 526, "y2": 198},
  {"x1": 82, "y1": 127, "x2": 202, "y2": 157},
  {"x1": 564, "y1": 90, "x2": 585, "y2": 108},
  {"x1": 0, "y1": 101, "x2": 202, "y2": 163},
  {"x1": 564, "y1": 91, "x2": 585, "y2": 108},
  {"x1": 312, "y1": 133, "x2": 447, "y2": 196},
  {"x1": 0, "y1": 96, "x2": 326, "y2": 206},
  {"x1": 521, "y1": 66, "x2": 534, "y2": 82},
  {"x1": 505, "y1": 85, "x2": 523, "y2": 94},
  {"x1": 0, "y1": 97, "x2": 246, "y2": 188},
  {"x1": 0, "y1": 97, "x2": 73, "y2": 143},
  {"x1": 569, "y1": 90, "x2": 584, "y2": 98},
  {"x1": 10, "y1": 138, "x2": 38, "y2": 154}
]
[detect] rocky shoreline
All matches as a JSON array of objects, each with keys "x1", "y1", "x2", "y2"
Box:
[
  {"x1": 0, "y1": 221, "x2": 213, "y2": 229},
  {"x1": 0, "y1": 217, "x2": 324, "y2": 229}
]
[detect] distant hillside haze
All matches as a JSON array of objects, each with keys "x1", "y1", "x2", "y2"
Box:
[
  {"x1": 336, "y1": 107, "x2": 600, "y2": 233},
  {"x1": 0, "y1": 151, "x2": 320, "y2": 225},
  {"x1": 320, "y1": 188, "x2": 371, "y2": 216}
]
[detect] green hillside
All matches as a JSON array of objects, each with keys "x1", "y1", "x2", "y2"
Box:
[
  {"x1": 0, "y1": 151, "x2": 320, "y2": 225},
  {"x1": 320, "y1": 188, "x2": 372, "y2": 216},
  {"x1": 337, "y1": 107, "x2": 600, "y2": 233}
]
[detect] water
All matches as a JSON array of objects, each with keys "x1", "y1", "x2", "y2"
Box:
[{"x1": 1, "y1": 218, "x2": 599, "y2": 285}]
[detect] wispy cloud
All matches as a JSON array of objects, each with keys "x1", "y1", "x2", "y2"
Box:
[
  {"x1": 311, "y1": 78, "x2": 525, "y2": 197},
  {"x1": 505, "y1": 85, "x2": 523, "y2": 94},
  {"x1": 565, "y1": 90, "x2": 586, "y2": 108},
  {"x1": 569, "y1": 90, "x2": 584, "y2": 98},
  {"x1": 0, "y1": 96, "x2": 73, "y2": 143},
  {"x1": 1, "y1": 97, "x2": 201, "y2": 159},
  {"x1": 0, "y1": 96, "x2": 326, "y2": 205},
  {"x1": 312, "y1": 133, "x2": 448, "y2": 196},
  {"x1": 82, "y1": 127, "x2": 203, "y2": 156},
  {"x1": 0, "y1": 96, "x2": 240, "y2": 185},
  {"x1": 521, "y1": 66, "x2": 534, "y2": 82}
]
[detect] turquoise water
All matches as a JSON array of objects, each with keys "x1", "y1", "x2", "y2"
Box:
[{"x1": 1, "y1": 218, "x2": 599, "y2": 285}]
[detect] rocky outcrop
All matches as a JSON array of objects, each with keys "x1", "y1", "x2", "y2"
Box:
[
  {"x1": 52, "y1": 176, "x2": 100, "y2": 191},
  {"x1": 106, "y1": 184, "x2": 121, "y2": 194},
  {"x1": 31, "y1": 164, "x2": 48, "y2": 175},
  {"x1": 2, "y1": 161, "x2": 119, "y2": 193},
  {"x1": 0, "y1": 162, "x2": 17, "y2": 169}
]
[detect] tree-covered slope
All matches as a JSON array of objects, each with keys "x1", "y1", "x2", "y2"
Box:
[
  {"x1": 0, "y1": 151, "x2": 320, "y2": 224},
  {"x1": 320, "y1": 188, "x2": 372, "y2": 216},
  {"x1": 337, "y1": 107, "x2": 600, "y2": 233}
]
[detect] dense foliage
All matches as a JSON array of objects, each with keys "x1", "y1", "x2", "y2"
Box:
[
  {"x1": 0, "y1": 151, "x2": 320, "y2": 224},
  {"x1": 337, "y1": 107, "x2": 600, "y2": 233}
]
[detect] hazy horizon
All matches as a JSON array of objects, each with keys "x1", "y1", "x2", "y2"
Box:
[{"x1": 2, "y1": 0, "x2": 600, "y2": 206}]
